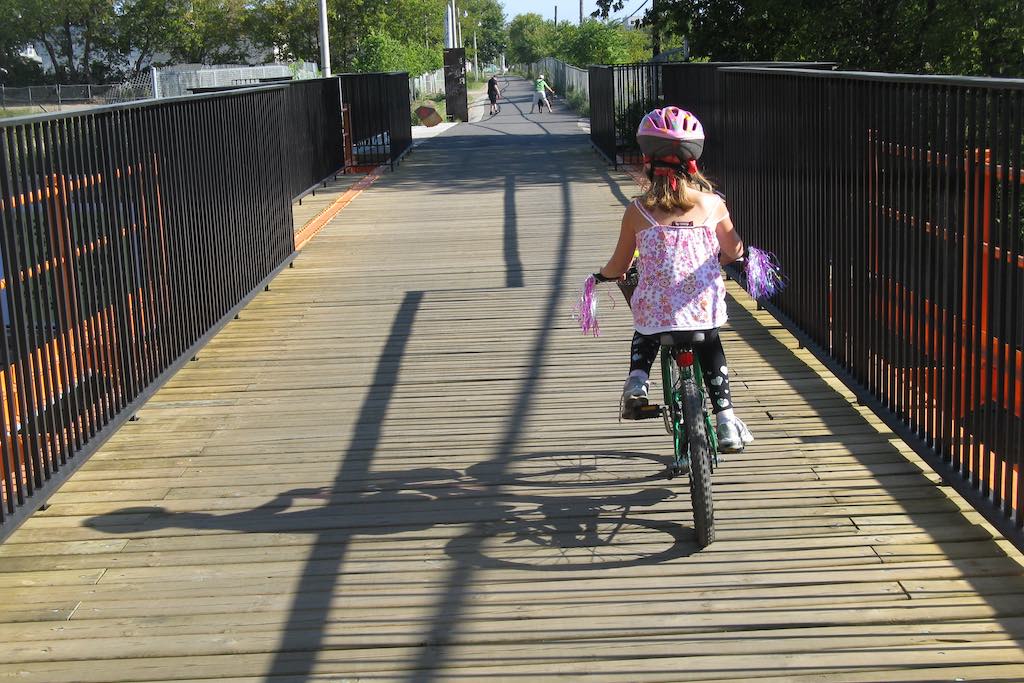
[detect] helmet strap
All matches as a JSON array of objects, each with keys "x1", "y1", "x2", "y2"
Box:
[{"x1": 648, "y1": 158, "x2": 689, "y2": 191}]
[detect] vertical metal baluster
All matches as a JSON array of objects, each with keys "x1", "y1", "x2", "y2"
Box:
[
  {"x1": 1008, "y1": 90, "x2": 1024, "y2": 527},
  {"x1": 0, "y1": 129, "x2": 28, "y2": 511},
  {"x1": 94, "y1": 111, "x2": 133, "y2": 417},
  {"x1": 15, "y1": 124, "x2": 58, "y2": 481},
  {"x1": 45, "y1": 116, "x2": 86, "y2": 454},
  {"x1": 990, "y1": 88, "x2": 1009, "y2": 511},
  {"x1": 69, "y1": 114, "x2": 111, "y2": 438},
  {"x1": 107, "y1": 109, "x2": 145, "y2": 408}
]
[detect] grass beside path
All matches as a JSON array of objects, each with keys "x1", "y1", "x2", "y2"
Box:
[{"x1": 0, "y1": 107, "x2": 40, "y2": 119}]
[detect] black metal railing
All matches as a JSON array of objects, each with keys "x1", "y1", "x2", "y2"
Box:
[
  {"x1": 589, "y1": 61, "x2": 833, "y2": 172},
  {"x1": 281, "y1": 78, "x2": 345, "y2": 199},
  {"x1": 589, "y1": 66, "x2": 615, "y2": 164},
  {"x1": 338, "y1": 72, "x2": 413, "y2": 169},
  {"x1": 661, "y1": 62, "x2": 834, "y2": 185},
  {"x1": 589, "y1": 63, "x2": 660, "y2": 166},
  {"x1": 0, "y1": 81, "x2": 343, "y2": 537},
  {"x1": 722, "y1": 68, "x2": 1023, "y2": 534}
]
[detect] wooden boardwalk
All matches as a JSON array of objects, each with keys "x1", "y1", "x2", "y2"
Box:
[{"x1": 2, "y1": 78, "x2": 1024, "y2": 682}]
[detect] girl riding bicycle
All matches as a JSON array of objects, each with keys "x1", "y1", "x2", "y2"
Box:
[{"x1": 594, "y1": 107, "x2": 754, "y2": 453}]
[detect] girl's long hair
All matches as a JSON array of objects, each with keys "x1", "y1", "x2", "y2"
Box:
[{"x1": 640, "y1": 165, "x2": 716, "y2": 213}]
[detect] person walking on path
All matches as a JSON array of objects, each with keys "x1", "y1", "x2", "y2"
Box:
[
  {"x1": 531, "y1": 74, "x2": 555, "y2": 114},
  {"x1": 487, "y1": 74, "x2": 501, "y2": 116}
]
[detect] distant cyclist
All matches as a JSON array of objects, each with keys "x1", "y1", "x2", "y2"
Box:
[
  {"x1": 487, "y1": 74, "x2": 501, "y2": 115},
  {"x1": 531, "y1": 74, "x2": 555, "y2": 113}
]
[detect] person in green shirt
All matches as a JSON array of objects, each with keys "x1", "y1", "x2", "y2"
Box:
[{"x1": 531, "y1": 74, "x2": 555, "y2": 114}]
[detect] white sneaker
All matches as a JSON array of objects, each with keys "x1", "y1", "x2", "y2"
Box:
[
  {"x1": 717, "y1": 418, "x2": 754, "y2": 453},
  {"x1": 620, "y1": 376, "x2": 650, "y2": 420}
]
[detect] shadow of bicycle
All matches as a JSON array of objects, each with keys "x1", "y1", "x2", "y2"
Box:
[{"x1": 84, "y1": 451, "x2": 699, "y2": 571}]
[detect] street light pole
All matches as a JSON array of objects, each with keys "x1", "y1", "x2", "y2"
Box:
[
  {"x1": 473, "y1": 31, "x2": 479, "y2": 75},
  {"x1": 318, "y1": 0, "x2": 331, "y2": 76},
  {"x1": 651, "y1": 0, "x2": 660, "y2": 57}
]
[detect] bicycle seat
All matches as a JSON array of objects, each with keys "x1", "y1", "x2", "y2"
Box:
[{"x1": 658, "y1": 332, "x2": 706, "y2": 346}]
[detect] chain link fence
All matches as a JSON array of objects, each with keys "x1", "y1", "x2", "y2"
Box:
[
  {"x1": 0, "y1": 84, "x2": 117, "y2": 108},
  {"x1": 410, "y1": 69, "x2": 445, "y2": 101},
  {"x1": 153, "y1": 62, "x2": 319, "y2": 98},
  {"x1": 1, "y1": 62, "x2": 320, "y2": 113},
  {"x1": 526, "y1": 57, "x2": 589, "y2": 101}
]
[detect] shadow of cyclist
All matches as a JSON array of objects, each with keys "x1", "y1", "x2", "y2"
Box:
[{"x1": 84, "y1": 460, "x2": 696, "y2": 569}]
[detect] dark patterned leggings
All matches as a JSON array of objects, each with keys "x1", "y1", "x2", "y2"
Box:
[{"x1": 629, "y1": 329, "x2": 734, "y2": 414}]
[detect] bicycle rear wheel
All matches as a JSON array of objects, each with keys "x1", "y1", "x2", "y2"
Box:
[
  {"x1": 661, "y1": 348, "x2": 686, "y2": 475},
  {"x1": 681, "y1": 372, "x2": 715, "y2": 547}
]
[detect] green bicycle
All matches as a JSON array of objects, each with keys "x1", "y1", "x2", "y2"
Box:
[
  {"x1": 613, "y1": 266, "x2": 718, "y2": 548},
  {"x1": 630, "y1": 332, "x2": 719, "y2": 547}
]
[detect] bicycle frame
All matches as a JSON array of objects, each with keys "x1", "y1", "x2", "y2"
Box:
[{"x1": 660, "y1": 345, "x2": 719, "y2": 470}]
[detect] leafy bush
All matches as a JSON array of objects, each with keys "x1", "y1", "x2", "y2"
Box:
[
  {"x1": 615, "y1": 98, "x2": 654, "y2": 150},
  {"x1": 566, "y1": 88, "x2": 589, "y2": 117},
  {"x1": 353, "y1": 30, "x2": 442, "y2": 77}
]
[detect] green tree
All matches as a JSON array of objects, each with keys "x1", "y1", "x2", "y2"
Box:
[
  {"x1": 457, "y1": 0, "x2": 507, "y2": 67},
  {"x1": 0, "y1": 0, "x2": 45, "y2": 85},
  {"x1": 592, "y1": 0, "x2": 1023, "y2": 76},
  {"x1": 166, "y1": 0, "x2": 252, "y2": 65},
  {"x1": 12, "y1": 0, "x2": 122, "y2": 83},
  {"x1": 384, "y1": 0, "x2": 447, "y2": 50},
  {"x1": 507, "y1": 13, "x2": 553, "y2": 65},
  {"x1": 112, "y1": 0, "x2": 184, "y2": 75},
  {"x1": 248, "y1": 0, "x2": 320, "y2": 64},
  {"x1": 555, "y1": 19, "x2": 648, "y2": 66},
  {"x1": 352, "y1": 29, "x2": 441, "y2": 75}
]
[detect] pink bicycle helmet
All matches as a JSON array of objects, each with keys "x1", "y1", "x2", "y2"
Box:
[{"x1": 636, "y1": 107, "x2": 705, "y2": 161}]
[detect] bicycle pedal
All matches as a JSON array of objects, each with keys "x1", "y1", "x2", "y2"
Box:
[
  {"x1": 666, "y1": 462, "x2": 689, "y2": 479},
  {"x1": 629, "y1": 404, "x2": 663, "y2": 420}
]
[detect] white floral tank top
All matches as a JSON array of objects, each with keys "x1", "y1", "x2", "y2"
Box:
[{"x1": 630, "y1": 198, "x2": 729, "y2": 335}]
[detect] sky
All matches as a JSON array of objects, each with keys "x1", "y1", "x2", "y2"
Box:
[{"x1": 498, "y1": 0, "x2": 649, "y2": 23}]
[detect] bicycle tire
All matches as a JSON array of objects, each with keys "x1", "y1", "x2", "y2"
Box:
[{"x1": 681, "y1": 373, "x2": 715, "y2": 547}]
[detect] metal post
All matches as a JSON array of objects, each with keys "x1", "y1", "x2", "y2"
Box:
[
  {"x1": 651, "y1": 0, "x2": 660, "y2": 56},
  {"x1": 318, "y1": 0, "x2": 332, "y2": 76},
  {"x1": 446, "y1": 1, "x2": 455, "y2": 49},
  {"x1": 150, "y1": 66, "x2": 161, "y2": 99},
  {"x1": 579, "y1": 0, "x2": 583, "y2": 24},
  {"x1": 555, "y1": 5, "x2": 558, "y2": 23}
]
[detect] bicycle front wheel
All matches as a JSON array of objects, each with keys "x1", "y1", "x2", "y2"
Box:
[{"x1": 681, "y1": 373, "x2": 715, "y2": 547}]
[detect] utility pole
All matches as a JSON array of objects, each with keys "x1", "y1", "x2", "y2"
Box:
[
  {"x1": 579, "y1": 0, "x2": 583, "y2": 24},
  {"x1": 554, "y1": 5, "x2": 558, "y2": 24},
  {"x1": 444, "y1": 1, "x2": 452, "y2": 48},
  {"x1": 473, "y1": 31, "x2": 479, "y2": 75},
  {"x1": 651, "y1": 0, "x2": 660, "y2": 57},
  {"x1": 318, "y1": 0, "x2": 331, "y2": 76}
]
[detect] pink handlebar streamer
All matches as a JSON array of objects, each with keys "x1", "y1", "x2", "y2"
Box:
[
  {"x1": 573, "y1": 274, "x2": 602, "y2": 336},
  {"x1": 744, "y1": 246, "x2": 787, "y2": 300}
]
